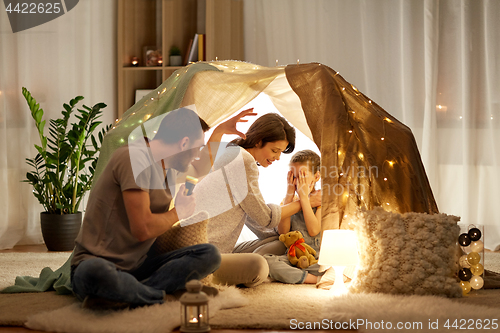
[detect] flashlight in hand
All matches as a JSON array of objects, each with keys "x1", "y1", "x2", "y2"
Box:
[{"x1": 184, "y1": 176, "x2": 198, "y2": 196}]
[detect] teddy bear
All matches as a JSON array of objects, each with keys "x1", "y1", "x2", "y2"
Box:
[{"x1": 279, "y1": 230, "x2": 318, "y2": 269}]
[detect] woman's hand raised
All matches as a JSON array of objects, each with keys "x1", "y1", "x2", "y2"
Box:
[{"x1": 211, "y1": 108, "x2": 257, "y2": 140}]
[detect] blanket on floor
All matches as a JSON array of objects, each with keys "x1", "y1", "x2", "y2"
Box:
[{"x1": 1, "y1": 253, "x2": 73, "y2": 295}]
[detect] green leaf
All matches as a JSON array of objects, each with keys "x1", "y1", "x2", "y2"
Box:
[
  {"x1": 26, "y1": 172, "x2": 38, "y2": 183},
  {"x1": 34, "y1": 109, "x2": 43, "y2": 123},
  {"x1": 88, "y1": 122, "x2": 100, "y2": 133},
  {"x1": 34, "y1": 145, "x2": 43, "y2": 155}
]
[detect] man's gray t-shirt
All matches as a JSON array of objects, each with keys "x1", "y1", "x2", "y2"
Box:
[{"x1": 72, "y1": 144, "x2": 172, "y2": 271}]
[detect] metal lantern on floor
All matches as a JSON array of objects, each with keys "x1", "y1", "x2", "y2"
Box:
[{"x1": 180, "y1": 280, "x2": 210, "y2": 333}]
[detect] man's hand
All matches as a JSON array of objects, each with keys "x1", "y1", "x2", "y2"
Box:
[
  {"x1": 175, "y1": 184, "x2": 196, "y2": 220},
  {"x1": 309, "y1": 190, "x2": 322, "y2": 208}
]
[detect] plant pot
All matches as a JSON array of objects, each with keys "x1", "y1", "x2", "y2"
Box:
[
  {"x1": 40, "y1": 212, "x2": 82, "y2": 251},
  {"x1": 169, "y1": 55, "x2": 182, "y2": 66}
]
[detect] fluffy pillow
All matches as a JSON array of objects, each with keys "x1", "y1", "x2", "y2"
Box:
[{"x1": 349, "y1": 207, "x2": 462, "y2": 297}]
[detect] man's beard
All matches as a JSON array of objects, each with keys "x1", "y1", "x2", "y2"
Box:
[{"x1": 168, "y1": 150, "x2": 194, "y2": 172}]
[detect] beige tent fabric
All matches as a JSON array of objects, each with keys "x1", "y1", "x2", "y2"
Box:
[
  {"x1": 181, "y1": 62, "x2": 284, "y2": 127},
  {"x1": 96, "y1": 60, "x2": 438, "y2": 234},
  {"x1": 285, "y1": 63, "x2": 439, "y2": 231}
]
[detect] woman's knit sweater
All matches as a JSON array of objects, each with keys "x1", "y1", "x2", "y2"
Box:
[{"x1": 192, "y1": 145, "x2": 281, "y2": 253}]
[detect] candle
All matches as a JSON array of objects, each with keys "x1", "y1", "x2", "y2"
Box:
[
  {"x1": 131, "y1": 57, "x2": 139, "y2": 67},
  {"x1": 158, "y1": 56, "x2": 163, "y2": 66}
]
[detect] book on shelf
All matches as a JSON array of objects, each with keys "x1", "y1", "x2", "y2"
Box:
[
  {"x1": 186, "y1": 33, "x2": 206, "y2": 64},
  {"x1": 183, "y1": 39, "x2": 193, "y2": 66},
  {"x1": 187, "y1": 34, "x2": 199, "y2": 64},
  {"x1": 198, "y1": 34, "x2": 206, "y2": 61}
]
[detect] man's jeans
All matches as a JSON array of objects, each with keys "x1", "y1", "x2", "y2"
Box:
[{"x1": 71, "y1": 243, "x2": 221, "y2": 306}]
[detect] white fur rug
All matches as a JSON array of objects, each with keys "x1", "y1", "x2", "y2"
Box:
[
  {"x1": 323, "y1": 293, "x2": 500, "y2": 332},
  {"x1": 25, "y1": 287, "x2": 248, "y2": 333},
  {"x1": 2, "y1": 252, "x2": 500, "y2": 332}
]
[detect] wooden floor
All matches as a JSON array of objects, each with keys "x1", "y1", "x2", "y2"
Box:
[{"x1": 0, "y1": 244, "x2": 356, "y2": 332}]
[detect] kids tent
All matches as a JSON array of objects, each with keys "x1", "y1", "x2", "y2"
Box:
[{"x1": 96, "y1": 60, "x2": 438, "y2": 232}]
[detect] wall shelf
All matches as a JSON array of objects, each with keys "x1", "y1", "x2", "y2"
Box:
[{"x1": 117, "y1": 0, "x2": 244, "y2": 117}]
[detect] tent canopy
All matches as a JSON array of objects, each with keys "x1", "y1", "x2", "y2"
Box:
[{"x1": 96, "y1": 61, "x2": 438, "y2": 231}]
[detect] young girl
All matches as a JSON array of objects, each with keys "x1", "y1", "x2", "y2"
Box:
[{"x1": 264, "y1": 149, "x2": 323, "y2": 284}]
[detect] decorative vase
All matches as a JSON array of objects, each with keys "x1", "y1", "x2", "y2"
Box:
[
  {"x1": 170, "y1": 55, "x2": 182, "y2": 66},
  {"x1": 40, "y1": 212, "x2": 82, "y2": 251}
]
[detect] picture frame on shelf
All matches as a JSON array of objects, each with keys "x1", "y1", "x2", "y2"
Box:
[{"x1": 143, "y1": 46, "x2": 161, "y2": 67}]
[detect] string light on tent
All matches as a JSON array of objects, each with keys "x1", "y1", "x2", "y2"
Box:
[
  {"x1": 384, "y1": 178, "x2": 387, "y2": 181},
  {"x1": 348, "y1": 130, "x2": 353, "y2": 133},
  {"x1": 384, "y1": 117, "x2": 392, "y2": 123},
  {"x1": 381, "y1": 137, "x2": 385, "y2": 140},
  {"x1": 358, "y1": 153, "x2": 364, "y2": 160},
  {"x1": 388, "y1": 161, "x2": 394, "y2": 167}
]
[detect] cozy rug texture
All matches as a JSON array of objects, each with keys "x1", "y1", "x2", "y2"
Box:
[
  {"x1": 1, "y1": 252, "x2": 500, "y2": 332},
  {"x1": 25, "y1": 287, "x2": 247, "y2": 333}
]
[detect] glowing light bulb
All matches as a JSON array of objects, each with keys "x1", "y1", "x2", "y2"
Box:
[
  {"x1": 384, "y1": 117, "x2": 392, "y2": 123},
  {"x1": 470, "y1": 276, "x2": 484, "y2": 290},
  {"x1": 470, "y1": 263, "x2": 484, "y2": 276},
  {"x1": 358, "y1": 153, "x2": 364, "y2": 160},
  {"x1": 460, "y1": 281, "x2": 471, "y2": 295},
  {"x1": 115, "y1": 118, "x2": 119, "y2": 122},
  {"x1": 386, "y1": 202, "x2": 390, "y2": 205},
  {"x1": 381, "y1": 137, "x2": 385, "y2": 140},
  {"x1": 467, "y1": 252, "x2": 480, "y2": 265},
  {"x1": 338, "y1": 151, "x2": 342, "y2": 155},
  {"x1": 145, "y1": 114, "x2": 151, "y2": 120},
  {"x1": 369, "y1": 100, "x2": 372, "y2": 104},
  {"x1": 348, "y1": 130, "x2": 352, "y2": 133},
  {"x1": 383, "y1": 178, "x2": 387, "y2": 181},
  {"x1": 388, "y1": 161, "x2": 394, "y2": 166},
  {"x1": 153, "y1": 130, "x2": 157, "y2": 134}
]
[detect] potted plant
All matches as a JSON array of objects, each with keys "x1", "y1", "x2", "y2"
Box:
[
  {"x1": 169, "y1": 45, "x2": 182, "y2": 66},
  {"x1": 22, "y1": 87, "x2": 111, "y2": 251}
]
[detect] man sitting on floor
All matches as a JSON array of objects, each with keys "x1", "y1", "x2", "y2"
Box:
[{"x1": 71, "y1": 107, "x2": 221, "y2": 308}]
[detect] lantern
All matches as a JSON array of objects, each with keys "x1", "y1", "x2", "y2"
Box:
[{"x1": 180, "y1": 280, "x2": 210, "y2": 333}]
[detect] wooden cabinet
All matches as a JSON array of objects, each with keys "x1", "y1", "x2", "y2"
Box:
[{"x1": 117, "y1": 0, "x2": 244, "y2": 117}]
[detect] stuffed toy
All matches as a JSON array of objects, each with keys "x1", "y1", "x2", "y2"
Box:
[{"x1": 279, "y1": 230, "x2": 318, "y2": 269}]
